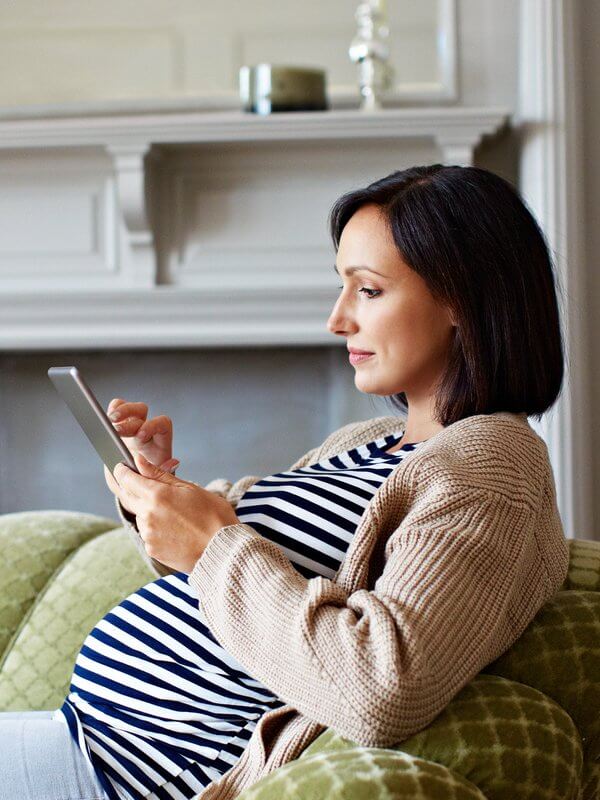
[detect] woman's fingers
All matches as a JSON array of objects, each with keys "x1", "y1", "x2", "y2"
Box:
[
  {"x1": 113, "y1": 417, "x2": 145, "y2": 437},
  {"x1": 104, "y1": 464, "x2": 120, "y2": 496},
  {"x1": 107, "y1": 399, "x2": 148, "y2": 422},
  {"x1": 107, "y1": 398, "x2": 125, "y2": 415},
  {"x1": 104, "y1": 463, "x2": 140, "y2": 508},
  {"x1": 160, "y1": 458, "x2": 180, "y2": 474},
  {"x1": 135, "y1": 415, "x2": 173, "y2": 443}
]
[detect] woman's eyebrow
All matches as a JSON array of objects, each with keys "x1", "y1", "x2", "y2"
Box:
[{"x1": 333, "y1": 264, "x2": 388, "y2": 278}]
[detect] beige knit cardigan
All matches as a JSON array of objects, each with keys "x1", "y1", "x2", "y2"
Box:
[{"x1": 115, "y1": 410, "x2": 570, "y2": 800}]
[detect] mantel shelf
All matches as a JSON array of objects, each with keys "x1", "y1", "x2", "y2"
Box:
[
  {"x1": 0, "y1": 105, "x2": 510, "y2": 150},
  {"x1": 0, "y1": 286, "x2": 340, "y2": 350}
]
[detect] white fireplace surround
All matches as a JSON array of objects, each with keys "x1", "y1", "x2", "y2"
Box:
[{"x1": 0, "y1": 106, "x2": 508, "y2": 349}]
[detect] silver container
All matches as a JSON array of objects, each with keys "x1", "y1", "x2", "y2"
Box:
[{"x1": 239, "y1": 64, "x2": 328, "y2": 114}]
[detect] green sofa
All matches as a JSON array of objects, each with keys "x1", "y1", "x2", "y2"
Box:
[{"x1": 0, "y1": 510, "x2": 598, "y2": 800}]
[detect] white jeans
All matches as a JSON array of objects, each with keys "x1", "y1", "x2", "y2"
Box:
[{"x1": 0, "y1": 710, "x2": 111, "y2": 800}]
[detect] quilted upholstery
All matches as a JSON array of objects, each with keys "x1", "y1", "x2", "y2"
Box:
[
  {"x1": 0, "y1": 512, "x2": 598, "y2": 800},
  {"x1": 0, "y1": 511, "x2": 155, "y2": 709}
]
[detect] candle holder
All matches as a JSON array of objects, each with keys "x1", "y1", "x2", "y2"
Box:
[{"x1": 348, "y1": 1, "x2": 395, "y2": 111}]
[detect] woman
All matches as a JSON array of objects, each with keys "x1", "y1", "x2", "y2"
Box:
[{"x1": 0, "y1": 164, "x2": 569, "y2": 800}]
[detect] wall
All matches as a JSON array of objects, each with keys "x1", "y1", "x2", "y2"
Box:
[
  {"x1": 0, "y1": 0, "x2": 445, "y2": 107},
  {"x1": 0, "y1": 0, "x2": 522, "y2": 520},
  {"x1": 1, "y1": 348, "x2": 387, "y2": 517},
  {"x1": 581, "y1": 0, "x2": 600, "y2": 539}
]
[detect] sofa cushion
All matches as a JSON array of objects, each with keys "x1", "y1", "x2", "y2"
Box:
[
  {"x1": 0, "y1": 523, "x2": 155, "y2": 710},
  {"x1": 0, "y1": 510, "x2": 117, "y2": 659},
  {"x1": 300, "y1": 675, "x2": 583, "y2": 800},
  {"x1": 237, "y1": 747, "x2": 488, "y2": 800},
  {"x1": 481, "y1": 590, "x2": 600, "y2": 761}
]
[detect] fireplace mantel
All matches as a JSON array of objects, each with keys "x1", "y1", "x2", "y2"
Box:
[
  {"x1": 0, "y1": 105, "x2": 508, "y2": 150},
  {"x1": 0, "y1": 105, "x2": 510, "y2": 350}
]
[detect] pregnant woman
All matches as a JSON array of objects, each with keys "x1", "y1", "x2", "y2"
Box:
[{"x1": 0, "y1": 164, "x2": 569, "y2": 800}]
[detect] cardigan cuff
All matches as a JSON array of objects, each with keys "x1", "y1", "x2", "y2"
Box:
[
  {"x1": 116, "y1": 495, "x2": 139, "y2": 532},
  {"x1": 188, "y1": 523, "x2": 262, "y2": 597}
]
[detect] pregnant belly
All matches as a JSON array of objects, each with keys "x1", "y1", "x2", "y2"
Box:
[{"x1": 66, "y1": 572, "x2": 279, "y2": 735}]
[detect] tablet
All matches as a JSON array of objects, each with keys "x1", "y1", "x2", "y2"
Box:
[{"x1": 48, "y1": 366, "x2": 139, "y2": 475}]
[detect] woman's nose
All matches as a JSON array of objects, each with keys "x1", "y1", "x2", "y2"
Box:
[
  {"x1": 327, "y1": 300, "x2": 353, "y2": 337},
  {"x1": 327, "y1": 317, "x2": 342, "y2": 336}
]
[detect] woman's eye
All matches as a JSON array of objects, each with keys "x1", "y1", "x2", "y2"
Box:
[
  {"x1": 359, "y1": 288, "x2": 381, "y2": 298},
  {"x1": 336, "y1": 285, "x2": 381, "y2": 299}
]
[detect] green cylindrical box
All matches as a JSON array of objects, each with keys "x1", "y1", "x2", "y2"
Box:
[{"x1": 239, "y1": 64, "x2": 328, "y2": 114}]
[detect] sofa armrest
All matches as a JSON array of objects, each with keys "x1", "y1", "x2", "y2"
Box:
[{"x1": 234, "y1": 747, "x2": 487, "y2": 800}]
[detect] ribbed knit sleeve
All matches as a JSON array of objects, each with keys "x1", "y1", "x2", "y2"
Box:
[
  {"x1": 188, "y1": 481, "x2": 566, "y2": 749},
  {"x1": 111, "y1": 433, "x2": 329, "y2": 580}
]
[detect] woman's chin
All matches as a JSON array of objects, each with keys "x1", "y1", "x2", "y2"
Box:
[
  {"x1": 354, "y1": 372, "x2": 387, "y2": 394},
  {"x1": 354, "y1": 369, "x2": 402, "y2": 397}
]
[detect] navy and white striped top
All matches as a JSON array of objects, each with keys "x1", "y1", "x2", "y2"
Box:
[{"x1": 53, "y1": 428, "x2": 424, "y2": 800}]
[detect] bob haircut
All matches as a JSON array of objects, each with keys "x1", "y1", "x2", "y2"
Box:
[{"x1": 327, "y1": 164, "x2": 565, "y2": 426}]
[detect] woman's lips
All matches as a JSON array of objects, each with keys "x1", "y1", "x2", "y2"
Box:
[{"x1": 349, "y1": 352, "x2": 374, "y2": 365}]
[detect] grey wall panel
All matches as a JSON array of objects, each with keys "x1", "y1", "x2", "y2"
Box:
[{"x1": 0, "y1": 348, "x2": 391, "y2": 517}]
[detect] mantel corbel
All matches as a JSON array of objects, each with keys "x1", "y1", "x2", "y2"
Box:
[
  {"x1": 436, "y1": 136, "x2": 481, "y2": 166},
  {"x1": 106, "y1": 142, "x2": 156, "y2": 286}
]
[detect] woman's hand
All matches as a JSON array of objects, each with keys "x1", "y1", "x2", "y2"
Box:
[
  {"x1": 106, "y1": 398, "x2": 178, "y2": 473},
  {"x1": 105, "y1": 450, "x2": 241, "y2": 573}
]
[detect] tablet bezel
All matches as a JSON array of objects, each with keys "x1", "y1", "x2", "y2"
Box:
[{"x1": 48, "y1": 366, "x2": 138, "y2": 475}]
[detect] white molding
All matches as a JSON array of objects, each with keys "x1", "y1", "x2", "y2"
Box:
[
  {"x1": 0, "y1": 286, "x2": 338, "y2": 349},
  {"x1": 0, "y1": 105, "x2": 510, "y2": 348},
  {"x1": 106, "y1": 143, "x2": 155, "y2": 287},
  {"x1": 436, "y1": 141, "x2": 477, "y2": 167},
  {"x1": 437, "y1": 0, "x2": 459, "y2": 102},
  {"x1": 0, "y1": 106, "x2": 509, "y2": 150},
  {"x1": 518, "y1": 0, "x2": 592, "y2": 540},
  {"x1": 0, "y1": 154, "x2": 119, "y2": 283}
]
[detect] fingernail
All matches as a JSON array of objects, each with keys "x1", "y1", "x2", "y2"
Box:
[{"x1": 109, "y1": 413, "x2": 120, "y2": 421}]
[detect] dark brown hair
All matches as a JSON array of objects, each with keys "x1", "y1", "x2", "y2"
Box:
[{"x1": 328, "y1": 164, "x2": 565, "y2": 425}]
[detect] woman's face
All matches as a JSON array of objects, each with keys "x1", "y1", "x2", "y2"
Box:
[{"x1": 326, "y1": 203, "x2": 456, "y2": 399}]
